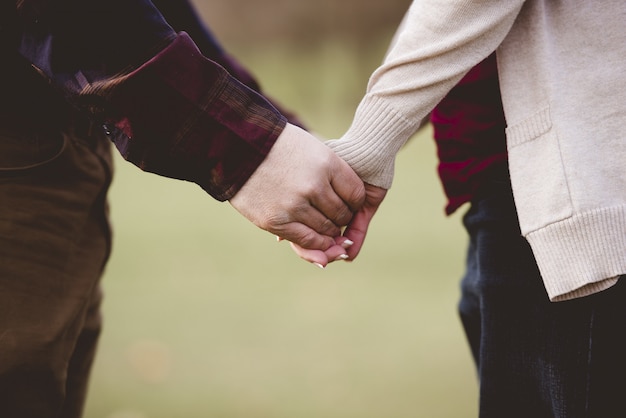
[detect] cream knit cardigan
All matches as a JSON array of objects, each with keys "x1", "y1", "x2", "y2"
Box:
[{"x1": 328, "y1": 0, "x2": 626, "y2": 301}]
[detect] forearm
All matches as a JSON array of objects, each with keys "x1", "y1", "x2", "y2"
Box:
[
  {"x1": 330, "y1": 0, "x2": 523, "y2": 188},
  {"x1": 15, "y1": 0, "x2": 287, "y2": 200},
  {"x1": 103, "y1": 33, "x2": 286, "y2": 201},
  {"x1": 151, "y1": 0, "x2": 261, "y2": 91},
  {"x1": 151, "y1": 0, "x2": 304, "y2": 127}
]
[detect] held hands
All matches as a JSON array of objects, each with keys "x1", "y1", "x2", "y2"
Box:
[
  {"x1": 289, "y1": 183, "x2": 387, "y2": 267},
  {"x1": 229, "y1": 123, "x2": 366, "y2": 251}
]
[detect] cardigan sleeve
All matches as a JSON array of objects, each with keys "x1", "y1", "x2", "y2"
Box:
[{"x1": 327, "y1": 0, "x2": 524, "y2": 188}]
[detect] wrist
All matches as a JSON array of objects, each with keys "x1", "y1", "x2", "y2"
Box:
[{"x1": 327, "y1": 95, "x2": 416, "y2": 189}]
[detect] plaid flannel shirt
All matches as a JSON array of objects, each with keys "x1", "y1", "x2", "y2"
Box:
[
  {"x1": 430, "y1": 54, "x2": 508, "y2": 215},
  {"x1": 12, "y1": 0, "x2": 289, "y2": 201}
]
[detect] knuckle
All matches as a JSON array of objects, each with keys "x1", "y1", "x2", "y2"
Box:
[
  {"x1": 335, "y1": 207, "x2": 353, "y2": 226},
  {"x1": 300, "y1": 183, "x2": 319, "y2": 198},
  {"x1": 349, "y1": 183, "x2": 367, "y2": 207},
  {"x1": 319, "y1": 217, "x2": 340, "y2": 236},
  {"x1": 258, "y1": 212, "x2": 287, "y2": 233},
  {"x1": 296, "y1": 230, "x2": 318, "y2": 249}
]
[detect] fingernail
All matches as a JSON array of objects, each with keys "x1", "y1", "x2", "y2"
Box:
[
  {"x1": 313, "y1": 262, "x2": 325, "y2": 269},
  {"x1": 341, "y1": 239, "x2": 354, "y2": 248},
  {"x1": 335, "y1": 254, "x2": 349, "y2": 261}
]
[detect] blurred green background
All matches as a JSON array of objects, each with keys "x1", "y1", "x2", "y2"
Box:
[{"x1": 84, "y1": 1, "x2": 478, "y2": 417}]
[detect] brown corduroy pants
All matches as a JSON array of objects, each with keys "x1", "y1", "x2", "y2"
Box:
[{"x1": 0, "y1": 121, "x2": 113, "y2": 418}]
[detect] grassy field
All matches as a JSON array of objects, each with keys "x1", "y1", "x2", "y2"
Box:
[{"x1": 84, "y1": 37, "x2": 478, "y2": 418}]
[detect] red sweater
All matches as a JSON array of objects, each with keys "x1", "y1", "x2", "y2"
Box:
[{"x1": 430, "y1": 53, "x2": 508, "y2": 215}]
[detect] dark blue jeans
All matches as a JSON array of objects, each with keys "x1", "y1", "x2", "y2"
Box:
[{"x1": 459, "y1": 181, "x2": 626, "y2": 418}]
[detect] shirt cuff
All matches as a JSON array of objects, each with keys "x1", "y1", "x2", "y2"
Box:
[{"x1": 102, "y1": 32, "x2": 287, "y2": 201}]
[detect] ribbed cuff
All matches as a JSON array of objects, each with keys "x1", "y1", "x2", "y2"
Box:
[{"x1": 326, "y1": 95, "x2": 418, "y2": 188}]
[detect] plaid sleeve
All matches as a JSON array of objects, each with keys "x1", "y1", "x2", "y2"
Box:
[
  {"x1": 151, "y1": 0, "x2": 305, "y2": 128},
  {"x1": 101, "y1": 33, "x2": 287, "y2": 201},
  {"x1": 16, "y1": 0, "x2": 287, "y2": 201}
]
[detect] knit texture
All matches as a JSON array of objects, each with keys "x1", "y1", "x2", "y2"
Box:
[{"x1": 328, "y1": 0, "x2": 626, "y2": 301}]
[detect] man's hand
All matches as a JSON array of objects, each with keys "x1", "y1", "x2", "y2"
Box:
[
  {"x1": 288, "y1": 183, "x2": 387, "y2": 267},
  {"x1": 229, "y1": 123, "x2": 366, "y2": 250}
]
